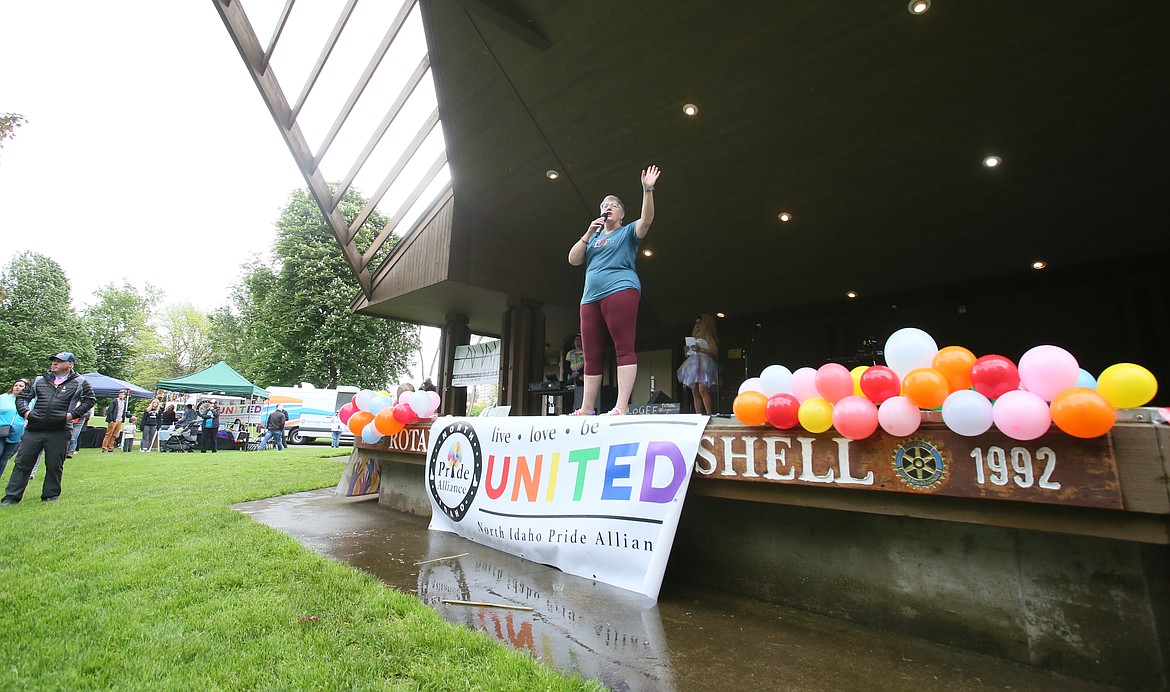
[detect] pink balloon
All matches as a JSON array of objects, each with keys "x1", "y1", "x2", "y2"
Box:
[
  {"x1": 408, "y1": 390, "x2": 432, "y2": 417},
  {"x1": 832, "y1": 396, "x2": 879, "y2": 440},
  {"x1": 815, "y1": 363, "x2": 854, "y2": 404},
  {"x1": 878, "y1": 396, "x2": 921, "y2": 437},
  {"x1": 338, "y1": 402, "x2": 357, "y2": 425},
  {"x1": 1018, "y1": 345, "x2": 1079, "y2": 402},
  {"x1": 991, "y1": 390, "x2": 1052, "y2": 441},
  {"x1": 428, "y1": 390, "x2": 441, "y2": 415},
  {"x1": 790, "y1": 367, "x2": 819, "y2": 403}
]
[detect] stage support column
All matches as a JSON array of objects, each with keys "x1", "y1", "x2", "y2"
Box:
[
  {"x1": 439, "y1": 313, "x2": 469, "y2": 416},
  {"x1": 500, "y1": 299, "x2": 545, "y2": 415}
]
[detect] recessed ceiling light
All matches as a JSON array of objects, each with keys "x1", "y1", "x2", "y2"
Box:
[
  {"x1": 1031, "y1": 260, "x2": 1047, "y2": 270},
  {"x1": 908, "y1": 0, "x2": 930, "y2": 14},
  {"x1": 715, "y1": 312, "x2": 725, "y2": 318},
  {"x1": 778, "y1": 212, "x2": 792, "y2": 222},
  {"x1": 846, "y1": 291, "x2": 858, "y2": 299},
  {"x1": 682, "y1": 103, "x2": 698, "y2": 116},
  {"x1": 545, "y1": 170, "x2": 559, "y2": 180},
  {"x1": 983, "y1": 156, "x2": 1001, "y2": 168},
  {"x1": 642, "y1": 249, "x2": 653, "y2": 257}
]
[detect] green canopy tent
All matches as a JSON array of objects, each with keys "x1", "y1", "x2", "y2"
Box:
[{"x1": 156, "y1": 361, "x2": 268, "y2": 398}]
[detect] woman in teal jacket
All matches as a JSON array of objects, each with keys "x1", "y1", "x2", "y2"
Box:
[{"x1": 0, "y1": 378, "x2": 29, "y2": 478}]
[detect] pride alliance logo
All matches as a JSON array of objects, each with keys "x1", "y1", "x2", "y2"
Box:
[{"x1": 427, "y1": 422, "x2": 483, "y2": 522}]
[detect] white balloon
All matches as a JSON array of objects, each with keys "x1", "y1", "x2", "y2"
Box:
[
  {"x1": 884, "y1": 327, "x2": 939, "y2": 380},
  {"x1": 353, "y1": 389, "x2": 377, "y2": 412},
  {"x1": 941, "y1": 390, "x2": 993, "y2": 437},
  {"x1": 738, "y1": 377, "x2": 764, "y2": 395},
  {"x1": 409, "y1": 390, "x2": 432, "y2": 417},
  {"x1": 759, "y1": 365, "x2": 793, "y2": 396}
]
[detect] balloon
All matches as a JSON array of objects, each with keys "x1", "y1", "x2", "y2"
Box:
[
  {"x1": 733, "y1": 391, "x2": 768, "y2": 426},
  {"x1": 428, "y1": 390, "x2": 441, "y2": 415},
  {"x1": 409, "y1": 390, "x2": 432, "y2": 417},
  {"x1": 1050, "y1": 387, "x2": 1116, "y2": 438},
  {"x1": 738, "y1": 377, "x2": 764, "y2": 395},
  {"x1": 759, "y1": 365, "x2": 793, "y2": 397},
  {"x1": 969, "y1": 355, "x2": 1020, "y2": 400},
  {"x1": 790, "y1": 367, "x2": 819, "y2": 402},
  {"x1": 831, "y1": 396, "x2": 878, "y2": 440},
  {"x1": 765, "y1": 393, "x2": 801, "y2": 429},
  {"x1": 878, "y1": 396, "x2": 921, "y2": 437},
  {"x1": 361, "y1": 421, "x2": 383, "y2": 444},
  {"x1": 884, "y1": 327, "x2": 939, "y2": 379},
  {"x1": 859, "y1": 365, "x2": 901, "y2": 404},
  {"x1": 368, "y1": 394, "x2": 394, "y2": 415},
  {"x1": 374, "y1": 407, "x2": 406, "y2": 436},
  {"x1": 991, "y1": 390, "x2": 1051, "y2": 441},
  {"x1": 850, "y1": 366, "x2": 868, "y2": 397},
  {"x1": 798, "y1": 398, "x2": 834, "y2": 433},
  {"x1": 353, "y1": 389, "x2": 377, "y2": 412},
  {"x1": 348, "y1": 410, "x2": 374, "y2": 436},
  {"x1": 1018, "y1": 345, "x2": 1079, "y2": 402},
  {"x1": 901, "y1": 368, "x2": 949, "y2": 410},
  {"x1": 940, "y1": 390, "x2": 993, "y2": 436},
  {"x1": 1075, "y1": 368, "x2": 1097, "y2": 389},
  {"x1": 338, "y1": 402, "x2": 357, "y2": 425},
  {"x1": 392, "y1": 402, "x2": 418, "y2": 425},
  {"x1": 376, "y1": 390, "x2": 393, "y2": 399},
  {"x1": 932, "y1": 346, "x2": 976, "y2": 393},
  {"x1": 815, "y1": 363, "x2": 854, "y2": 404},
  {"x1": 1096, "y1": 363, "x2": 1158, "y2": 409}
]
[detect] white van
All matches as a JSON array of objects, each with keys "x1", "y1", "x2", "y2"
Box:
[{"x1": 263, "y1": 384, "x2": 360, "y2": 444}]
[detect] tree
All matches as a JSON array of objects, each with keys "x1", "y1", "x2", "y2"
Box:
[
  {"x1": 83, "y1": 281, "x2": 161, "y2": 381},
  {"x1": 153, "y1": 303, "x2": 215, "y2": 378},
  {"x1": 222, "y1": 187, "x2": 419, "y2": 389},
  {"x1": 0, "y1": 251, "x2": 95, "y2": 385},
  {"x1": 0, "y1": 112, "x2": 25, "y2": 155}
]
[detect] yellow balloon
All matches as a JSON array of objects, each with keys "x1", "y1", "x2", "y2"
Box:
[
  {"x1": 798, "y1": 397, "x2": 834, "y2": 433},
  {"x1": 850, "y1": 365, "x2": 868, "y2": 397},
  {"x1": 1097, "y1": 363, "x2": 1157, "y2": 409}
]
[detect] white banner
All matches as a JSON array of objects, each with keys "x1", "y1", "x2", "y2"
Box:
[
  {"x1": 451, "y1": 340, "x2": 500, "y2": 386},
  {"x1": 425, "y1": 415, "x2": 708, "y2": 599}
]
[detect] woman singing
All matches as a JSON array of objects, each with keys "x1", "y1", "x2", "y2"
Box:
[{"x1": 566, "y1": 165, "x2": 661, "y2": 415}]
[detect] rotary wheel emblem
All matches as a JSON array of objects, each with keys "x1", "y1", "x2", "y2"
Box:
[{"x1": 891, "y1": 436, "x2": 948, "y2": 491}]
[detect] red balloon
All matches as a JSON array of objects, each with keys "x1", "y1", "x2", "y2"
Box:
[
  {"x1": 338, "y1": 402, "x2": 357, "y2": 425},
  {"x1": 970, "y1": 355, "x2": 1020, "y2": 400},
  {"x1": 859, "y1": 365, "x2": 901, "y2": 404},
  {"x1": 765, "y1": 393, "x2": 801, "y2": 429},
  {"x1": 392, "y1": 402, "x2": 418, "y2": 425}
]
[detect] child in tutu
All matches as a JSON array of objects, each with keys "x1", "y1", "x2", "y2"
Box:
[{"x1": 677, "y1": 314, "x2": 719, "y2": 415}]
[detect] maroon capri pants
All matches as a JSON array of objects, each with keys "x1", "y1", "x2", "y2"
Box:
[{"x1": 579, "y1": 288, "x2": 639, "y2": 377}]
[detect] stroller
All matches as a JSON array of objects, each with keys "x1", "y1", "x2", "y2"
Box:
[{"x1": 160, "y1": 421, "x2": 199, "y2": 453}]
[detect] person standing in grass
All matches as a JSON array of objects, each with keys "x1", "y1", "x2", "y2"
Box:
[
  {"x1": 101, "y1": 389, "x2": 128, "y2": 453},
  {"x1": 2, "y1": 352, "x2": 95, "y2": 505},
  {"x1": 0, "y1": 378, "x2": 30, "y2": 478},
  {"x1": 140, "y1": 399, "x2": 161, "y2": 451},
  {"x1": 258, "y1": 404, "x2": 287, "y2": 451},
  {"x1": 330, "y1": 413, "x2": 344, "y2": 448},
  {"x1": 200, "y1": 402, "x2": 220, "y2": 453}
]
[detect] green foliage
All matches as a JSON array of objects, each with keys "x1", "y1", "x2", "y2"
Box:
[
  {"x1": 0, "y1": 251, "x2": 95, "y2": 385},
  {"x1": 0, "y1": 449, "x2": 594, "y2": 691},
  {"x1": 82, "y1": 281, "x2": 161, "y2": 381},
  {"x1": 221, "y1": 187, "x2": 420, "y2": 389}
]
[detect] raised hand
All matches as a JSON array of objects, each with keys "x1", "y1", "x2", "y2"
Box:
[{"x1": 641, "y1": 164, "x2": 661, "y2": 189}]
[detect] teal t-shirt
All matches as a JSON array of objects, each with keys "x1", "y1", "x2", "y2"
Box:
[{"x1": 581, "y1": 220, "x2": 642, "y2": 304}]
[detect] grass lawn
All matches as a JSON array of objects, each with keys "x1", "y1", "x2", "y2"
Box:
[{"x1": 0, "y1": 446, "x2": 598, "y2": 691}]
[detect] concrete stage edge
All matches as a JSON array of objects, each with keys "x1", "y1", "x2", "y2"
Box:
[{"x1": 356, "y1": 415, "x2": 1170, "y2": 689}]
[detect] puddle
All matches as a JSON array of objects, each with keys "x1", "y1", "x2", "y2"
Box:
[{"x1": 236, "y1": 489, "x2": 1117, "y2": 691}]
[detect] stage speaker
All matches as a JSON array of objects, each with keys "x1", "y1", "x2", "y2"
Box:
[{"x1": 646, "y1": 390, "x2": 674, "y2": 405}]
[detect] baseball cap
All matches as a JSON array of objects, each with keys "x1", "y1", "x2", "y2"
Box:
[{"x1": 50, "y1": 352, "x2": 76, "y2": 363}]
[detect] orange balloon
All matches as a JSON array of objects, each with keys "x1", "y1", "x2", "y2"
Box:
[
  {"x1": 733, "y1": 391, "x2": 769, "y2": 426},
  {"x1": 348, "y1": 410, "x2": 374, "y2": 436},
  {"x1": 374, "y1": 408, "x2": 406, "y2": 436},
  {"x1": 902, "y1": 368, "x2": 949, "y2": 409},
  {"x1": 1050, "y1": 387, "x2": 1116, "y2": 438},
  {"x1": 932, "y1": 346, "x2": 977, "y2": 393}
]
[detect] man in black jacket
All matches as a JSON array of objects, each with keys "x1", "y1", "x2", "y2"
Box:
[{"x1": 2, "y1": 352, "x2": 96, "y2": 504}]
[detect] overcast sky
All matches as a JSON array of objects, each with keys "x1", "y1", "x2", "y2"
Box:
[{"x1": 1, "y1": 1, "x2": 440, "y2": 381}]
